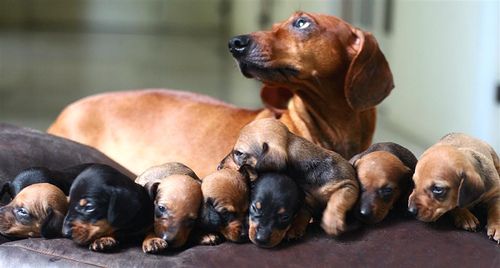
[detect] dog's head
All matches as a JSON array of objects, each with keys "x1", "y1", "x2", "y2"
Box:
[
  {"x1": 408, "y1": 145, "x2": 485, "y2": 222},
  {"x1": 249, "y1": 173, "x2": 302, "y2": 248},
  {"x1": 228, "y1": 11, "x2": 393, "y2": 112},
  {"x1": 218, "y1": 118, "x2": 289, "y2": 178},
  {"x1": 0, "y1": 183, "x2": 67, "y2": 238},
  {"x1": 62, "y1": 164, "x2": 149, "y2": 246},
  {"x1": 200, "y1": 168, "x2": 249, "y2": 242},
  {"x1": 352, "y1": 151, "x2": 412, "y2": 224},
  {"x1": 143, "y1": 174, "x2": 202, "y2": 248}
]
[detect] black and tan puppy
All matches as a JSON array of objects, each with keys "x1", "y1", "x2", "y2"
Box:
[
  {"x1": 408, "y1": 133, "x2": 500, "y2": 243},
  {"x1": 349, "y1": 142, "x2": 417, "y2": 223},
  {"x1": 0, "y1": 164, "x2": 92, "y2": 201},
  {"x1": 249, "y1": 172, "x2": 303, "y2": 248},
  {"x1": 0, "y1": 183, "x2": 67, "y2": 238},
  {"x1": 135, "y1": 162, "x2": 202, "y2": 253},
  {"x1": 62, "y1": 164, "x2": 153, "y2": 251},
  {"x1": 219, "y1": 118, "x2": 359, "y2": 237},
  {"x1": 200, "y1": 168, "x2": 250, "y2": 244}
]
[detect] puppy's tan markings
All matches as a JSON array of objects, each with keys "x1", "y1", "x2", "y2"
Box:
[
  {"x1": 142, "y1": 232, "x2": 168, "y2": 254},
  {"x1": 285, "y1": 207, "x2": 312, "y2": 240},
  {"x1": 450, "y1": 207, "x2": 479, "y2": 231},
  {"x1": 79, "y1": 199, "x2": 87, "y2": 207},
  {"x1": 199, "y1": 233, "x2": 222, "y2": 245},
  {"x1": 71, "y1": 219, "x2": 115, "y2": 245},
  {"x1": 89, "y1": 236, "x2": 118, "y2": 252}
]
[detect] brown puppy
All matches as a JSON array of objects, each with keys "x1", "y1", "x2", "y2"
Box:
[
  {"x1": 408, "y1": 133, "x2": 500, "y2": 243},
  {"x1": 350, "y1": 142, "x2": 417, "y2": 224},
  {"x1": 135, "y1": 162, "x2": 202, "y2": 253},
  {"x1": 0, "y1": 183, "x2": 67, "y2": 238},
  {"x1": 199, "y1": 168, "x2": 249, "y2": 244},
  {"x1": 220, "y1": 118, "x2": 359, "y2": 237},
  {"x1": 48, "y1": 11, "x2": 393, "y2": 177}
]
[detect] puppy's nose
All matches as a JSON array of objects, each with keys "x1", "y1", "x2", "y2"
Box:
[
  {"x1": 255, "y1": 233, "x2": 270, "y2": 245},
  {"x1": 408, "y1": 206, "x2": 418, "y2": 216},
  {"x1": 359, "y1": 207, "x2": 373, "y2": 219},
  {"x1": 228, "y1": 35, "x2": 251, "y2": 57},
  {"x1": 61, "y1": 223, "x2": 72, "y2": 238}
]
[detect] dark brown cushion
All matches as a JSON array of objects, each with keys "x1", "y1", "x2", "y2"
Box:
[{"x1": 0, "y1": 217, "x2": 498, "y2": 267}]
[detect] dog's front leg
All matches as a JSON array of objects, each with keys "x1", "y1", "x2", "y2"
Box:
[
  {"x1": 486, "y1": 197, "x2": 500, "y2": 243},
  {"x1": 321, "y1": 181, "x2": 359, "y2": 236}
]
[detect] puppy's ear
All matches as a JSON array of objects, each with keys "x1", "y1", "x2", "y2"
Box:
[
  {"x1": 40, "y1": 207, "x2": 65, "y2": 239},
  {"x1": 349, "y1": 153, "x2": 363, "y2": 167},
  {"x1": 344, "y1": 28, "x2": 393, "y2": 111},
  {"x1": 457, "y1": 171, "x2": 485, "y2": 208},
  {"x1": 108, "y1": 188, "x2": 141, "y2": 226},
  {"x1": 143, "y1": 182, "x2": 159, "y2": 201},
  {"x1": 256, "y1": 142, "x2": 287, "y2": 171},
  {"x1": 0, "y1": 182, "x2": 12, "y2": 201}
]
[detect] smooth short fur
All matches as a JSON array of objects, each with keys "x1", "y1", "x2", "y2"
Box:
[
  {"x1": 220, "y1": 118, "x2": 359, "y2": 237},
  {"x1": 249, "y1": 173, "x2": 303, "y2": 248},
  {"x1": 350, "y1": 142, "x2": 417, "y2": 223},
  {"x1": 62, "y1": 164, "x2": 153, "y2": 251},
  {"x1": 200, "y1": 168, "x2": 249, "y2": 244},
  {"x1": 135, "y1": 162, "x2": 202, "y2": 253},
  {"x1": 408, "y1": 133, "x2": 500, "y2": 243},
  {"x1": 0, "y1": 183, "x2": 67, "y2": 238},
  {"x1": 48, "y1": 12, "x2": 393, "y2": 178}
]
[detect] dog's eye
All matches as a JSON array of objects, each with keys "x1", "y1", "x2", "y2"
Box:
[
  {"x1": 379, "y1": 187, "x2": 393, "y2": 196},
  {"x1": 15, "y1": 207, "x2": 30, "y2": 218},
  {"x1": 83, "y1": 203, "x2": 95, "y2": 213},
  {"x1": 158, "y1": 205, "x2": 166, "y2": 213},
  {"x1": 431, "y1": 186, "x2": 446, "y2": 196},
  {"x1": 280, "y1": 214, "x2": 290, "y2": 223},
  {"x1": 234, "y1": 150, "x2": 243, "y2": 157},
  {"x1": 293, "y1": 17, "x2": 311, "y2": 30}
]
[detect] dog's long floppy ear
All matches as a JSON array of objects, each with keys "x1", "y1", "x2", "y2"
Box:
[
  {"x1": 0, "y1": 182, "x2": 12, "y2": 201},
  {"x1": 260, "y1": 85, "x2": 293, "y2": 116},
  {"x1": 344, "y1": 28, "x2": 394, "y2": 111},
  {"x1": 41, "y1": 207, "x2": 65, "y2": 238},
  {"x1": 457, "y1": 171, "x2": 485, "y2": 208},
  {"x1": 143, "y1": 182, "x2": 160, "y2": 201},
  {"x1": 108, "y1": 188, "x2": 141, "y2": 227},
  {"x1": 255, "y1": 142, "x2": 287, "y2": 172}
]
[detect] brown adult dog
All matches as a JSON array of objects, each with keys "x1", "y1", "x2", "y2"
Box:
[
  {"x1": 47, "y1": 11, "x2": 393, "y2": 177},
  {"x1": 135, "y1": 162, "x2": 202, "y2": 253},
  {"x1": 408, "y1": 133, "x2": 500, "y2": 243},
  {"x1": 0, "y1": 183, "x2": 67, "y2": 238},
  {"x1": 199, "y1": 168, "x2": 249, "y2": 244},
  {"x1": 219, "y1": 118, "x2": 359, "y2": 237},
  {"x1": 350, "y1": 142, "x2": 417, "y2": 224}
]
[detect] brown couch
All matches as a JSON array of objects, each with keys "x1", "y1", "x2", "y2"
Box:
[{"x1": 0, "y1": 124, "x2": 498, "y2": 267}]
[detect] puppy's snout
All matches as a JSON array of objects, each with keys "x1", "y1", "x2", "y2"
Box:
[
  {"x1": 359, "y1": 206, "x2": 373, "y2": 219},
  {"x1": 228, "y1": 35, "x2": 251, "y2": 57},
  {"x1": 62, "y1": 218, "x2": 72, "y2": 238},
  {"x1": 255, "y1": 232, "x2": 270, "y2": 246},
  {"x1": 408, "y1": 205, "x2": 418, "y2": 216}
]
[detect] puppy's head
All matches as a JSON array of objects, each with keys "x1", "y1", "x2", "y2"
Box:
[
  {"x1": 0, "y1": 183, "x2": 67, "y2": 238},
  {"x1": 200, "y1": 168, "x2": 249, "y2": 242},
  {"x1": 144, "y1": 174, "x2": 202, "y2": 248},
  {"x1": 249, "y1": 173, "x2": 302, "y2": 248},
  {"x1": 62, "y1": 165, "x2": 145, "y2": 246},
  {"x1": 228, "y1": 12, "x2": 393, "y2": 112},
  {"x1": 219, "y1": 118, "x2": 289, "y2": 178},
  {"x1": 352, "y1": 151, "x2": 412, "y2": 224},
  {"x1": 408, "y1": 145, "x2": 485, "y2": 222}
]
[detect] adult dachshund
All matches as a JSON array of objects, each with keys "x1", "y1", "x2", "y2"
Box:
[{"x1": 48, "y1": 12, "x2": 393, "y2": 177}]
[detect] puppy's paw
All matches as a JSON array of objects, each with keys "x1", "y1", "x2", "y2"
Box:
[
  {"x1": 285, "y1": 225, "x2": 307, "y2": 241},
  {"x1": 487, "y1": 223, "x2": 500, "y2": 244},
  {"x1": 321, "y1": 211, "x2": 346, "y2": 236},
  {"x1": 453, "y1": 209, "x2": 479, "y2": 231},
  {"x1": 199, "y1": 233, "x2": 222, "y2": 246},
  {"x1": 142, "y1": 237, "x2": 168, "y2": 254},
  {"x1": 89, "y1": 237, "x2": 118, "y2": 252}
]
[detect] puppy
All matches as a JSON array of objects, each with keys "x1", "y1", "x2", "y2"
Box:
[
  {"x1": 0, "y1": 183, "x2": 67, "y2": 238},
  {"x1": 199, "y1": 168, "x2": 249, "y2": 244},
  {"x1": 0, "y1": 164, "x2": 92, "y2": 200},
  {"x1": 349, "y1": 142, "x2": 417, "y2": 223},
  {"x1": 135, "y1": 162, "x2": 202, "y2": 253},
  {"x1": 62, "y1": 164, "x2": 153, "y2": 251},
  {"x1": 249, "y1": 172, "x2": 303, "y2": 248},
  {"x1": 220, "y1": 118, "x2": 359, "y2": 237},
  {"x1": 408, "y1": 133, "x2": 500, "y2": 243}
]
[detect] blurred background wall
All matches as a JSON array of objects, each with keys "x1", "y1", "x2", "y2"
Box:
[{"x1": 0, "y1": 0, "x2": 498, "y2": 156}]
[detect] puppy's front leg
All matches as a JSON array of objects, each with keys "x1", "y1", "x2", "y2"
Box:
[
  {"x1": 142, "y1": 232, "x2": 168, "y2": 254},
  {"x1": 450, "y1": 207, "x2": 479, "y2": 231},
  {"x1": 89, "y1": 236, "x2": 118, "y2": 252},
  {"x1": 285, "y1": 206, "x2": 312, "y2": 240},
  {"x1": 321, "y1": 182, "x2": 358, "y2": 236},
  {"x1": 486, "y1": 197, "x2": 500, "y2": 243}
]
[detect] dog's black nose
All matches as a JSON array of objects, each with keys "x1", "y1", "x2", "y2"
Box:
[
  {"x1": 228, "y1": 35, "x2": 251, "y2": 57},
  {"x1": 61, "y1": 224, "x2": 72, "y2": 238},
  {"x1": 408, "y1": 206, "x2": 418, "y2": 216},
  {"x1": 255, "y1": 233, "x2": 270, "y2": 245},
  {"x1": 359, "y1": 207, "x2": 373, "y2": 218}
]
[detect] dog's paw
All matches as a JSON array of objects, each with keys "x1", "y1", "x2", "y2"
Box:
[
  {"x1": 321, "y1": 211, "x2": 346, "y2": 236},
  {"x1": 487, "y1": 223, "x2": 500, "y2": 244},
  {"x1": 453, "y1": 209, "x2": 479, "y2": 231},
  {"x1": 89, "y1": 237, "x2": 118, "y2": 252},
  {"x1": 199, "y1": 233, "x2": 222, "y2": 246},
  {"x1": 285, "y1": 224, "x2": 307, "y2": 241},
  {"x1": 142, "y1": 237, "x2": 168, "y2": 254}
]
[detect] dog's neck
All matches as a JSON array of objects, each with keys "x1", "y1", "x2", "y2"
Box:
[{"x1": 278, "y1": 78, "x2": 375, "y2": 158}]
